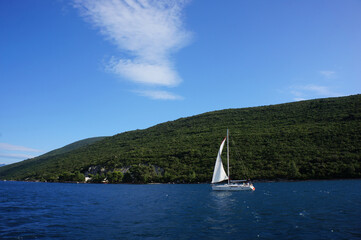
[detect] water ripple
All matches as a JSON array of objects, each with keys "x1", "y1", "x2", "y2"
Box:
[{"x1": 0, "y1": 180, "x2": 360, "y2": 239}]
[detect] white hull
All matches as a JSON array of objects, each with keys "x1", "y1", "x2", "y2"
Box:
[{"x1": 212, "y1": 183, "x2": 255, "y2": 191}]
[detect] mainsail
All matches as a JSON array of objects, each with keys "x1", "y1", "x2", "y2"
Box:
[{"x1": 211, "y1": 138, "x2": 228, "y2": 183}]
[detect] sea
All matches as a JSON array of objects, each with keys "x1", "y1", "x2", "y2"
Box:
[{"x1": 0, "y1": 180, "x2": 360, "y2": 240}]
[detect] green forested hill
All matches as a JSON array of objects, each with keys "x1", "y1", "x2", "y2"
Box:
[
  {"x1": 1, "y1": 95, "x2": 360, "y2": 183},
  {"x1": 39, "y1": 137, "x2": 107, "y2": 159},
  {"x1": 0, "y1": 137, "x2": 106, "y2": 181}
]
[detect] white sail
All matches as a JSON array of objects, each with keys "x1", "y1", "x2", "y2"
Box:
[
  {"x1": 211, "y1": 138, "x2": 228, "y2": 183},
  {"x1": 211, "y1": 130, "x2": 255, "y2": 191}
]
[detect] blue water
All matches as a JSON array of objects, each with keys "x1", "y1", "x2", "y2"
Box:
[{"x1": 0, "y1": 180, "x2": 360, "y2": 239}]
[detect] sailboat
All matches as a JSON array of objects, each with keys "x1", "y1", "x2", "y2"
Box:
[{"x1": 211, "y1": 129, "x2": 255, "y2": 191}]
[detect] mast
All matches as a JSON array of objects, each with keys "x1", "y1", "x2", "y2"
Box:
[{"x1": 227, "y1": 129, "x2": 230, "y2": 184}]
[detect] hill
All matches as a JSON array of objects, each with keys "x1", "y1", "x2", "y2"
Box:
[
  {"x1": 0, "y1": 137, "x2": 106, "y2": 181},
  {"x1": 0, "y1": 95, "x2": 360, "y2": 183},
  {"x1": 39, "y1": 137, "x2": 107, "y2": 158}
]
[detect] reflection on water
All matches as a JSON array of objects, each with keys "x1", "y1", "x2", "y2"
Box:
[
  {"x1": 209, "y1": 191, "x2": 233, "y2": 209},
  {"x1": 205, "y1": 190, "x2": 256, "y2": 237}
]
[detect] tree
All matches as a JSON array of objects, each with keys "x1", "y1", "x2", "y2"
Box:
[
  {"x1": 59, "y1": 172, "x2": 74, "y2": 182},
  {"x1": 289, "y1": 161, "x2": 300, "y2": 179},
  {"x1": 123, "y1": 172, "x2": 132, "y2": 183},
  {"x1": 107, "y1": 171, "x2": 123, "y2": 183},
  {"x1": 91, "y1": 173, "x2": 106, "y2": 183},
  {"x1": 73, "y1": 171, "x2": 85, "y2": 182}
]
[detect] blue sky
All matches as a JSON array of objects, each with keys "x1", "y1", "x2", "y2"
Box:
[{"x1": 1, "y1": 0, "x2": 360, "y2": 164}]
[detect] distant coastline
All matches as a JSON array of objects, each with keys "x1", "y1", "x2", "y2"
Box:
[
  {"x1": 1, "y1": 178, "x2": 360, "y2": 185},
  {"x1": 1, "y1": 95, "x2": 360, "y2": 184}
]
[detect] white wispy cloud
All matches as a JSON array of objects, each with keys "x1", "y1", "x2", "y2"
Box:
[
  {"x1": 298, "y1": 84, "x2": 334, "y2": 96},
  {"x1": 0, "y1": 143, "x2": 41, "y2": 164},
  {"x1": 109, "y1": 58, "x2": 180, "y2": 86},
  {"x1": 0, "y1": 143, "x2": 41, "y2": 152},
  {"x1": 0, "y1": 153, "x2": 36, "y2": 159},
  {"x1": 74, "y1": 0, "x2": 191, "y2": 95},
  {"x1": 319, "y1": 70, "x2": 336, "y2": 79},
  {"x1": 135, "y1": 90, "x2": 183, "y2": 100},
  {"x1": 290, "y1": 84, "x2": 341, "y2": 101},
  {"x1": 288, "y1": 70, "x2": 343, "y2": 101}
]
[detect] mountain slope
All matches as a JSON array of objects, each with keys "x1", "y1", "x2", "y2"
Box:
[
  {"x1": 0, "y1": 137, "x2": 106, "y2": 180},
  {"x1": 0, "y1": 95, "x2": 360, "y2": 182},
  {"x1": 40, "y1": 137, "x2": 107, "y2": 158}
]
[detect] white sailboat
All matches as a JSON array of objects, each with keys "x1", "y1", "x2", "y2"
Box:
[{"x1": 211, "y1": 129, "x2": 255, "y2": 191}]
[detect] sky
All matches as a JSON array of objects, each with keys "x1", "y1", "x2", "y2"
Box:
[{"x1": 1, "y1": 0, "x2": 360, "y2": 164}]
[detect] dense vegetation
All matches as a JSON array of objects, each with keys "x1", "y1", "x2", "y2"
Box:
[
  {"x1": 0, "y1": 95, "x2": 360, "y2": 183},
  {"x1": 39, "y1": 137, "x2": 106, "y2": 159}
]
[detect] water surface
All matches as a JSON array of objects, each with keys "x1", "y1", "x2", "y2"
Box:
[{"x1": 1, "y1": 180, "x2": 360, "y2": 239}]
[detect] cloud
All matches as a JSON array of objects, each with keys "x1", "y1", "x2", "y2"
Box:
[
  {"x1": 0, "y1": 153, "x2": 36, "y2": 159},
  {"x1": 0, "y1": 143, "x2": 41, "y2": 164},
  {"x1": 74, "y1": 0, "x2": 191, "y2": 90},
  {"x1": 288, "y1": 70, "x2": 343, "y2": 101},
  {"x1": 319, "y1": 70, "x2": 336, "y2": 79},
  {"x1": 0, "y1": 143, "x2": 41, "y2": 152},
  {"x1": 135, "y1": 90, "x2": 183, "y2": 100},
  {"x1": 298, "y1": 84, "x2": 334, "y2": 96},
  {"x1": 290, "y1": 84, "x2": 341, "y2": 101},
  {"x1": 110, "y1": 59, "x2": 180, "y2": 86}
]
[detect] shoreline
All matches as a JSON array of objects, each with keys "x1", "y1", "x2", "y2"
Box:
[{"x1": 1, "y1": 178, "x2": 360, "y2": 185}]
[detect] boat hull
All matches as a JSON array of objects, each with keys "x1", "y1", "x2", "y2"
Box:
[{"x1": 212, "y1": 183, "x2": 255, "y2": 191}]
